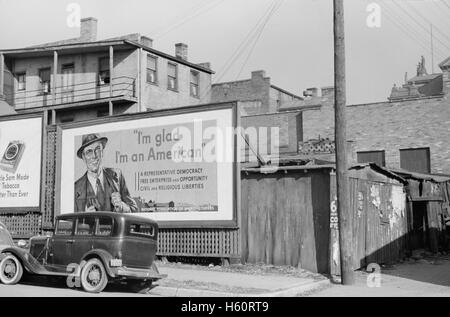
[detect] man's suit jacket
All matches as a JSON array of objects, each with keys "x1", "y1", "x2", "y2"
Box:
[{"x1": 74, "y1": 168, "x2": 138, "y2": 213}]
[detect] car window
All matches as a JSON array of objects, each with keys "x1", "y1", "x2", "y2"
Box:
[
  {"x1": 128, "y1": 223, "x2": 155, "y2": 238},
  {"x1": 96, "y1": 217, "x2": 113, "y2": 236},
  {"x1": 75, "y1": 217, "x2": 96, "y2": 236},
  {"x1": 55, "y1": 219, "x2": 74, "y2": 236}
]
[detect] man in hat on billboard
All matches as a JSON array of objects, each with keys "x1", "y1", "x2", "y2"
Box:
[{"x1": 74, "y1": 133, "x2": 138, "y2": 213}]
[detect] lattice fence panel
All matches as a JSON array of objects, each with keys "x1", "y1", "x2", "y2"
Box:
[
  {"x1": 0, "y1": 213, "x2": 41, "y2": 238},
  {"x1": 157, "y1": 228, "x2": 240, "y2": 258},
  {"x1": 43, "y1": 126, "x2": 57, "y2": 228}
]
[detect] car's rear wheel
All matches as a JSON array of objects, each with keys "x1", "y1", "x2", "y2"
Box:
[
  {"x1": 0, "y1": 254, "x2": 23, "y2": 285},
  {"x1": 80, "y1": 258, "x2": 108, "y2": 293}
]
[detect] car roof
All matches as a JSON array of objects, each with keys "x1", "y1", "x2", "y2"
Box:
[{"x1": 55, "y1": 212, "x2": 157, "y2": 224}]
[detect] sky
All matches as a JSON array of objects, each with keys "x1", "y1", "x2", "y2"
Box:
[{"x1": 0, "y1": 0, "x2": 449, "y2": 105}]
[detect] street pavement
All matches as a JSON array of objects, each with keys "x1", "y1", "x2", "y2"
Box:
[
  {"x1": 0, "y1": 276, "x2": 155, "y2": 297},
  {"x1": 308, "y1": 256, "x2": 450, "y2": 297},
  {"x1": 2, "y1": 256, "x2": 450, "y2": 297}
]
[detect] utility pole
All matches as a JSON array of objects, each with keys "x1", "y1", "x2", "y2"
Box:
[{"x1": 333, "y1": 0, "x2": 354, "y2": 285}]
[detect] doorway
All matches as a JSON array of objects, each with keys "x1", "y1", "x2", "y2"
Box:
[{"x1": 411, "y1": 201, "x2": 428, "y2": 250}]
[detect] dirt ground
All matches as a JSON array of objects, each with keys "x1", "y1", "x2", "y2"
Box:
[{"x1": 307, "y1": 255, "x2": 450, "y2": 297}]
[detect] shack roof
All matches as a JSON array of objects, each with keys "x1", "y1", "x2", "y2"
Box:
[
  {"x1": 242, "y1": 162, "x2": 407, "y2": 185},
  {"x1": 387, "y1": 167, "x2": 450, "y2": 183},
  {"x1": 350, "y1": 163, "x2": 407, "y2": 184}
]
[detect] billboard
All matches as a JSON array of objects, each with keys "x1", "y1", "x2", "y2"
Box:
[
  {"x1": 0, "y1": 115, "x2": 43, "y2": 210},
  {"x1": 58, "y1": 104, "x2": 238, "y2": 226}
]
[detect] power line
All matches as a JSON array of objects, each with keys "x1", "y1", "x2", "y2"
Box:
[
  {"x1": 441, "y1": 0, "x2": 450, "y2": 11},
  {"x1": 378, "y1": 1, "x2": 446, "y2": 63},
  {"x1": 197, "y1": 0, "x2": 279, "y2": 101},
  {"x1": 213, "y1": 0, "x2": 279, "y2": 84},
  {"x1": 149, "y1": 0, "x2": 212, "y2": 35},
  {"x1": 380, "y1": 1, "x2": 447, "y2": 61},
  {"x1": 236, "y1": 0, "x2": 284, "y2": 79},
  {"x1": 153, "y1": 0, "x2": 225, "y2": 39},
  {"x1": 388, "y1": 0, "x2": 450, "y2": 52},
  {"x1": 429, "y1": 1, "x2": 450, "y2": 33},
  {"x1": 402, "y1": 0, "x2": 450, "y2": 45}
]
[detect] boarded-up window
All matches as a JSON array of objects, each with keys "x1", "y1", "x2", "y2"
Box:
[
  {"x1": 400, "y1": 147, "x2": 430, "y2": 173},
  {"x1": 357, "y1": 150, "x2": 385, "y2": 166}
]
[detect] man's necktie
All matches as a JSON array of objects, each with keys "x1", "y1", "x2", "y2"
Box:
[{"x1": 96, "y1": 177, "x2": 106, "y2": 211}]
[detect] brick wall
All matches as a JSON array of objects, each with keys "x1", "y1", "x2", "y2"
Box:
[
  {"x1": 302, "y1": 89, "x2": 450, "y2": 173},
  {"x1": 212, "y1": 71, "x2": 271, "y2": 114}
]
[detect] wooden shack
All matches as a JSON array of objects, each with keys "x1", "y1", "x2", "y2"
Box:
[
  {"x1": 241, "y1": 163, "x2": 408, "y2": 274},
  {"x1": 388, "y1": 168, "x2": 450, "y2": 253}
]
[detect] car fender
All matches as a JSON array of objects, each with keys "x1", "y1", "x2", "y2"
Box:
[
  {"x1": 81, "y1": 249, "x2": 116, "y2": 278},
  {"x1": 0, "y1": 247, "x2": 46, "y2": 274}
]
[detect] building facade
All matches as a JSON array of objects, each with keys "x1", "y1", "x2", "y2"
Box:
[
  {"x1": 0, "y1": 17, "x2": 213, "y2": 124},
  {"x1": 301, "y1": 56, "x2": 450, "y2": 174},
  {"x1": 212, "y1": 70, "x2": 305, "y2": 155}
]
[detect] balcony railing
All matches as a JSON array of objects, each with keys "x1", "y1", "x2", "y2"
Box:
[{"x1": 5, "y1": 76, "x2": 136, "y2": 110}]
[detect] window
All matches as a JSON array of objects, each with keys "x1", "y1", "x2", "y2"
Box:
[
  {"x1": 62, "y1": 63, "x2": 74, "y2": 91},
  {"x1": 96, "y1": 217, "x2": 113, "y2": 236},
  {"x1": 128, "y1": 223, "x2": 155, "y2": 238},
  {"x1": 98, "y1": 57, "x2": 110, "y2": 85},
  {"x1": 167, "y1": 63, "x2": 177, "y2": 91},
  {"x1": 75, "y1": 217, "x2": 96, "y2": 236},
  {"x1": 55, "y1": 219, "x2": 74, "y2": 236},
  {"x1": 190, "y1": 70, "x2": 199, "y2": 98},
  {"x1": 357, "y1": 150, "x2": 386, "y2": 167},
  {"x1": 400, "y1": 147, "x2": 431, "y2": 173},
  {"x1": 39, "y1": 68, "x2": 51, "y2": 93},
  {"x1": 15, "y1": 73, "x2": 26, "y2": 91},
  {"x1": 146, "y1": 55, "x2": 157, "y2": 84}
]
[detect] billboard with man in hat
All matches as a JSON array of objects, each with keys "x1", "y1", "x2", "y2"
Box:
[{"x1": 74, "y1": 133, "x2": 138, "y2": 213}]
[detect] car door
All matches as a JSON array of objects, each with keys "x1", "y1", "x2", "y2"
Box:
[
  {"x1": 49, "y1": 217, "x2": 75, "y2": 270},
  {"x1": 70, "y1": 216, "x2": 95, "y2": 265}
]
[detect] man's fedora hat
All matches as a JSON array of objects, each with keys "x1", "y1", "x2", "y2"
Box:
[{"x1": 77, "y1": 133, "x2": 108, "y2": 159}]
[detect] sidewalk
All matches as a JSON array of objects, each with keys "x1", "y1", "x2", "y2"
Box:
[{"x1": 148, "y1": 264, "x2": 330, "y2": 297}]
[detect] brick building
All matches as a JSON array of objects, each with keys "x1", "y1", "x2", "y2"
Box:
[
  {"x1": 0, "y1": 17, "x2": 213, "y2": 124},
  {"x1": 212, "y1": 70, "x2": 305, "y2": 155},
  {"x1": 301, "y1": 56, "x2": 450, "y2": 174}
]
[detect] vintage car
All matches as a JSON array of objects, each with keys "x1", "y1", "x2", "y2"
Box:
[
  {"x1": 0, "y1": 212, "x2": 166, "y2": 293},
  {"x1": 0, "y1": 221, "x2": 14, "y2": 252}
]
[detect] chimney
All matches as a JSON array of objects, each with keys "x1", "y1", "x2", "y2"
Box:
[
  {"x1": 198, "y1": 62, "x2": 211, "y2": 70},
  {"x1": 80, "y1": 17, "x2": 98, "y2": 42},
  {"x1": 321, "y1": 86, "x2": 335, "y2": 99},
  {"x1": 251, "y1": 70, "x2": 266, "y2": 80},
  {"x1": 303, "y1": 87, "x2": 319, "y2": 98},
  {"x1": 175, "y1": 43, "x2": 188, "y2": 61},
  {"x1": 440, "y1": 62, "x2": 450, "y2": 95},
  {"x1": 140, "y1": 36, "x2": 153, "y2": 48}
]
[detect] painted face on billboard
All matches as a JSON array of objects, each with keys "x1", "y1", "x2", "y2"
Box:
[{"x1": 82, "y1": 141, "x2": 103, "y2": 174}]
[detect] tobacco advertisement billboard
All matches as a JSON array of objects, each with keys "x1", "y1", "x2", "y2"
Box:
[
  {"x1": 58, "y1": 104, "x2": 237, "y2": 226},
  {"x1": 0, "y1": 115, "x2": 43, "y2": 210}
]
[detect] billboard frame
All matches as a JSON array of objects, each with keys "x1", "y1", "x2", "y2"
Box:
[
  {"x1": 0, "y1": 112, "x2": 44, "y2": 214},
  {"x1": 55, "y1": 102, "x2": 240, "y2": 229}
]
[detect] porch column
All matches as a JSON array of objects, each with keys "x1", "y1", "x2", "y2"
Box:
[
  {"x1": 52, "y1": 109, "x2": 56, "y2": 125},
  {"x1": 109, "y1": 45, "x2": 114, "y2": 116},
  {"x1": 0, "y1": 53, "x2": 4, "y2": 98},
  {"x1": 53, "y1": 51, "x2": 58, "y2": 106}
]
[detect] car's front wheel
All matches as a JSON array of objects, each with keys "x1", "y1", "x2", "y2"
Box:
[
  {"x1": 80, "y1": 258, "x2": 108, "y2": 293},
  {"x1": 0, "y1": 254, "x2": 23, "y2": 285}
]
